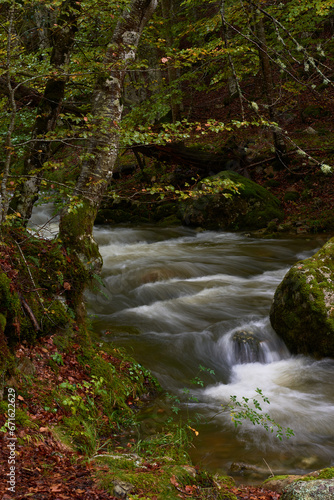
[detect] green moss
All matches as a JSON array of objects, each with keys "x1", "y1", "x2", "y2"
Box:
[
  {"x1": 263, "y1": 475, "x2": 289, "y2": 484},
  {"x1": 317, "y1": 468, "x2": 334, "y2": 479},
  {"x1": 97, "y1": 459, "x2": 231, "y2": 500},
  {"x1": 298, "y1": 468, "x2": 334, "y2": 481},
  {"x1": 58, "y1": 199, "x2": 102, "y2": 265}
]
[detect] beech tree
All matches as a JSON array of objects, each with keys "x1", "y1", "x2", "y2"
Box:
[{"x1": 58, "y1": 0, "x2": 158, "y2": 270}]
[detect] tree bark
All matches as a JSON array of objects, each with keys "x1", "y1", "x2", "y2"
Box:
[
  {"x1": 58, "y1": 0, "x2": 158, "y2": 270},
  {"x1": 10, "y1": 0, "x2": 79, "y2": 222},
  {"x1": 161, "y1": 0, "x2": 181, "y2": 123}
]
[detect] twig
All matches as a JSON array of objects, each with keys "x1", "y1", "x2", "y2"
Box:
[
  {"x1": 18, "y1": 292, "x2": 41, "y2": 331},
  {"x1": 263, "y1": 458, "x2": 274, "y2": 477}
]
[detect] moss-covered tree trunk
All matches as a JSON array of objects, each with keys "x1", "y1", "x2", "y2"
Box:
[
  {"x1": 10, "y1": 0, "x2": 79, "y2": 223},
  {"x1": 58, "y1": 0, "x2": 158, "y2": 273}
]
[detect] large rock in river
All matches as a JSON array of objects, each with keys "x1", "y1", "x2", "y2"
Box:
[
  {"x1": 270, "y1": 237, "x2": 334, "y2": 358},
  {"x1": 179, "y1": 171, "x2": 283, "y2": 230}
]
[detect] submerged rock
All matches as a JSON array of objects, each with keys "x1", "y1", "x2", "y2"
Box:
[
  {"x1": 179, "y1": 171, "x2": 283, "y2": 231},
  {"x1": 270, "y1": 237, "x2": 334, "y2": 358}
]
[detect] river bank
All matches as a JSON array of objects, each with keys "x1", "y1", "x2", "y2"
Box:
[
  {"x1": 0, "y1": 330, "x2": 282, "y2": 500},
  {"x1": 1, "y1": 222, "x2": 334, "y2": 498}
]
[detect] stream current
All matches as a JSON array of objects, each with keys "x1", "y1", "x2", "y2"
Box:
[{"x1": 30, "y1": 207, "x2": 334, "y2": 480}]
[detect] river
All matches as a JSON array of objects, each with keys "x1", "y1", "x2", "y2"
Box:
[{"x1": 30, "y1": 207, "x2": 334, "y2": 482}]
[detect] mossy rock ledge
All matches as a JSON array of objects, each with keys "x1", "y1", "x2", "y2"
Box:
[
  {"x1": 282, "y1": 479, "x2": 334, "y2": 500},
  {"x1": 270, "y1": 237, "x2": 334, "y2": 358},
  {"x1": 179, "y1": 171, "x2": 284, "y2": 231}
]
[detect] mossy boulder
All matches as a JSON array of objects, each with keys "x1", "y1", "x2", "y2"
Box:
[
  {"x1": 263, "y1": 468, "x2": 334, "y2": 494},
  {"x1": 270, "y1": 237, "x2": 334, "y2": 358},
  {"x1": 282, "y1": 479, "x2": 334, "y2": 499},
  {"x1": 179, "y1": 171, "x2": 284, "y2": 231}
]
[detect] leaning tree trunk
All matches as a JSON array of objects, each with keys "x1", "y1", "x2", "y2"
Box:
[
  {"x1": 58, "y1": 0, "x2": 158, "y2": 274},
  {"x1": 10, "y1": 0, "x2": 79, "y2": 223}
]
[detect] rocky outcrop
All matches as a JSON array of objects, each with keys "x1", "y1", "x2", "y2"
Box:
[
  {"x1": 282, "y1": 479, "x2": 334, "y2": 499},
  {"x1": 263, "y1": 468, "x2": 334, "y2": 497},
  {"x1": 179, "y1": 171, "x2": 283, "y2": 231},
  {"x1": 270, "y1": 237, "x2": 334, "y2": 358}
]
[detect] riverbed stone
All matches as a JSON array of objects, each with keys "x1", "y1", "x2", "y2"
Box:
[
  {"x1": 270, "y1": 237, "x2": 334, "y2": 358},
  {"x1": 282, "y1": 479, "x2": 334, "y2": 499},
  {"x1": 179, "y1": 171, "x2": 283, "y2": 231}
]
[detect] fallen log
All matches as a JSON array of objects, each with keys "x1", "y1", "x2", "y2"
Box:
[{"x1": 132, "y1": 142, "x2": 248, "y2": 177}]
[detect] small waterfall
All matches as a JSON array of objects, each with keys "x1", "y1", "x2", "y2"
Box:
[
  {"x1": 218, "y1": 320, "x2": 289, "y2": 367},
  {"x1": 231, "y1": 330, "x2": 267, "y2": 364}
]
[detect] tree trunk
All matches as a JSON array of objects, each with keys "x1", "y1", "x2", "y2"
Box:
[
  {"x1": 0, "y1": 5, "x2": 16, "y2": 226},
  {"x1": 10, "y1": 0, "x2": 79, "y2": 223},
  {"x1": 161, "y1": 0, "x2": 181, "y2": 123},
  {"x1": 58, "y1": 0, "x2": 158, "y2": 271},
  {"x1": 253, "y1": 10, "x2": 287, "y2": 166}
]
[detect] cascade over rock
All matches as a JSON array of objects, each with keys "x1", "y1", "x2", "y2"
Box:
[
  {"x1": 179, "y1": 171, "x2": 283, "y2": 230},
  {"x1": 270, "y1": 237, "x2": 334, "y2": 358}
]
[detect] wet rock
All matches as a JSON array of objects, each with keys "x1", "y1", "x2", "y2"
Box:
[
  {"x1": 282, "y1": 479, "x2": 334, "y2": 499},
  {"x1": 270, "y1": 237, "x2": 334, "y2": 358},
  {"x1": 229, "y1": 462, "x2": 264, "y2": 477},
  {"x1": 232, "y1": 330, "x2": 264, "y2": 363}
]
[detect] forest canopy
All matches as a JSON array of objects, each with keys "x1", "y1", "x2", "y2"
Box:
[{"x1": 0, "y1": 0, "x2": 333, "y2": 247}]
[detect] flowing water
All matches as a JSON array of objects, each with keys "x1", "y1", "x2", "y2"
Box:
[{"x1": 30, "y1": 207, "x2": 334, "y2": 481}]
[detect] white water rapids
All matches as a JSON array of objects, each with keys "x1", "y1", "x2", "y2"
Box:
[{"x1": 30, "y1": 206, "x2": 334, "y2": 480}]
